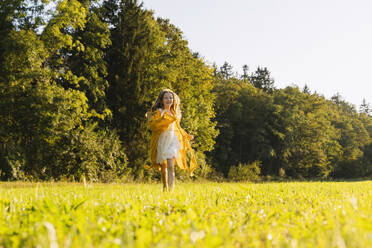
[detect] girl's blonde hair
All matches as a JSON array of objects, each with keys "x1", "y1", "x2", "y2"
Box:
[{"x1": 147, "y1": 89, "x2": 182, "y2": 120}]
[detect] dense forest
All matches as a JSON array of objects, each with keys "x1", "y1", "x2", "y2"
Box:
[{"x1": 1, "y1": 0, "x2": 371, "y2": 181}]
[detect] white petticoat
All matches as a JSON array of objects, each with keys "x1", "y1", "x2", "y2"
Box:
[{"x1": 156, "y1": 109, "x2": 181, "y2": 163}]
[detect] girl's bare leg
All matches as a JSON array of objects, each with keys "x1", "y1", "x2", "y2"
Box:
[
  {"x1": 167, "y1": 158, "x2": 175, "y2": 192},
  {"x1": 161, "y1": 162, "x2": 168, "y2": 192}
]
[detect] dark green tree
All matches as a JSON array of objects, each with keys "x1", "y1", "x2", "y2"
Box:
[
  {"x1": 241, "y1": 64, "x2": 249, "y2": 83},
  {"x1": 104, "y1": 0, "x2": 168, "y2": 177},
  {"x1": 249, "y1": 66, "x2": 275, "y2": 93},
  {"x1": 302, "y1": 84, "x2": 311, "y2": 94},
  {"x1": 360, "y1": 98, "x2": 371, "y2": 115},
  {"x1": 104, "y1": 0, "x2": 218, "y2": 178},
  {"x1": 328, "y1": 97, "x2": 371, "y2": 178},
  {"x1": 218, "y1": 62, "x2": 235, "y2": 80}
]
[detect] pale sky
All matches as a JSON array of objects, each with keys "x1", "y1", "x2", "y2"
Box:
[{"x1": 143, "y1": 0, "x2": 372, "y2": 108}]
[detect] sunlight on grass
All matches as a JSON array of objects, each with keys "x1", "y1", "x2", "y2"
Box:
[{"x1": 0, "y1": 181, "x2": 371, "y2": 247}]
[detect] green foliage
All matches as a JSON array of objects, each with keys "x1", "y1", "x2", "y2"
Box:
[
  {"x1": 209, "y1": 77, "x2": 247, "y2": 175},
  {"x1": 248, "y1": 66, "x2": 275, "y2": 93},
  {"x1": 269, "y1": 86, "x2": 342, "y2": 178},
  {"x1": 52, "y1": 0, "x2": 112, "y2": 119},
  {"x1": 211, "y1": 75, "x2": 278, "y2": 176},
  {"x1": 58, "y1": 125, "x2": 129, "y2": 182},
  {"x1": 211, "y1": 64, "x2": 372, "y2": 179},
  {"x1": 156, "y1": 19, "x2": 218, "y2": 154},
  {"x1": 104, "y1": 0, "x2": 169, "y2": 177},
  {"x1": 104, "y1": 1, "x2": 217, "y2": 178},
  {"x1": 0, "y1": 5, "x2": 127, "y2": 181},
  {"x1": 328, "y1": 96, "x2": 372, "y2": 178},
  {"x1": 41, "y1": 0, "x2": 87, "y2": 53},
  {"x1": 1, "y1": 0, "x2": 372, "y2": 181},
  {"x1": 228, "y1": 161, "x2": 261, "y2": 182}
]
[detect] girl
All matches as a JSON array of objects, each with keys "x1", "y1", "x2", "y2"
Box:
[{"x1": 146, "y1": 89, "x2": 196, "y2": 192}]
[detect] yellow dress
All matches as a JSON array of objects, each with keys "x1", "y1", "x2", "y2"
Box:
[{"x1": 145, "y1": 109, "x2": 197, "y2": 176}]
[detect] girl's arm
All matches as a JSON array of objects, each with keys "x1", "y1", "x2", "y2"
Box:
[{"x1": 178, "y1": 123, "x2": 193, "y2": 141}]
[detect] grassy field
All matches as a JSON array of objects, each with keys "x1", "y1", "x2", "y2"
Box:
[{"x1": 0, "y1": 181, "x2": 371, "y2": 247}]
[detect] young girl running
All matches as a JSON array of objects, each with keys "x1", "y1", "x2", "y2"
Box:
[{"x1": 146, "y1": 89, "x2": 196, "y2": 192}]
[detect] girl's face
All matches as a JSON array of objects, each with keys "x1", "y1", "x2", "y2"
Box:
[{"x1": 162, "y1": 92, "x2": 173, "y2": 108}]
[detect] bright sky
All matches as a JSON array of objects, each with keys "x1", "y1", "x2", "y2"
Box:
[{"x1": 143, "y1": 0, "x2": 372, "y2": 108}]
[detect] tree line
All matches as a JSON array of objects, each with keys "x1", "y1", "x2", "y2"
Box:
[{"x1": 1, "y1": 0, "x2": 371, "y2": 181}]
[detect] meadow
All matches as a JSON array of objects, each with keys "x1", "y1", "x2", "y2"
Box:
[{"x1": 0, "y1": 181, "x2": 371, "y2": 247}]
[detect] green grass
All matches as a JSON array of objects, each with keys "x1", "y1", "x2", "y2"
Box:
[{"x1": 0, "y1": 181, "x2": 371, "y2": 247}]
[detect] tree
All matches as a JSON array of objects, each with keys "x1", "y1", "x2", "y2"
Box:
[
  {"x1": 210, "y1": 76, "x2": 268, "y2": 175},
  {"x1": 0, "y1": 0, "x2": 128, "y2": 181},
  {"x1": 249, "y1": 66, "x2": 275, "y2": 93},
  {"x1": 328, "y1": 97, "x2": 371, "y2": 178},
  {"x1": 360, "y1": 98, "x2": 371, "y2": 115},
  {"x1": 156, "y1": 18, "x2": 218, "y2": 155},
  {"x1": 302, "y1": 84, "x2": 311, "y2": 94},
  {"x1": 103, "y1": 0, "x2": 167, "y2": 177},
  {"x1": 104, "y1": 1, "x2": 218, "y2": 178},
  {"x1": 270, "y1": 87, "x2": 342, "y2": 178},
  {"x1": 64, "y1": 0, "x2": 113, "y2": 120},
  {"x1": 217, "y1": 62, "x2": 235, "y2": 80},
  {"x1": 241, "y1": 64, "x2": 249, "y2": 83}
]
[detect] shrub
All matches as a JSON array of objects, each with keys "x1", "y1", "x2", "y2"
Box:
[{"x1": 228, "y1": 161, "x2": 261, "y2": 182}]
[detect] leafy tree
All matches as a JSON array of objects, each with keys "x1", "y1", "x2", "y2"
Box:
[
  {"x1": 249, "y1": 66, "x2": 275, "y2": 93},
  {"x1": 327, "y1": 97, "x2": 371, "y2": 178},
  {"x1": 2, "y1": 0, "x2": 372, "y2": 181},
  {"x1": 61, "y1": 0, "x2": 113, "y2": 120},
  {"x1": 0, "y1": 0, "x2": 127, "y2": 181},
  {"x1": 156, "y1": 18, "x2": 218, "y2": 159},
  {"x1": 104, "y1": 1, "x2": 217, "y2": 178},
  {"x1": 210, "y1": 77, "x2": 244, "y2": 175},
  {"x1": 270, "y1": 87, "x2": 342, "y2": 178},
  {"x1": 103, "y1": 0, "x2": 167, "y2": 177}
]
